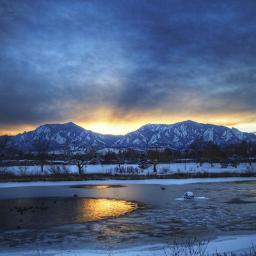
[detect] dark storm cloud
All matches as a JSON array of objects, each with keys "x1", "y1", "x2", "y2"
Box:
[{"x1": 0, "y1": 0, "x2": 256, "y2": 128}]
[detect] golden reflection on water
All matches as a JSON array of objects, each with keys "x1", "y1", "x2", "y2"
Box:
[
  {"x1": 91, "y1": 185, "x2": 110, "y2": 189},
  {"x1": 0, "y1": 198, "x2": 138, "y2": 230},
  {"x1": 79, "y1": 199, "x2": 137, "y2": 221},
  {"x1": 72, "y1": 185, "x2": 125, "y2": 189}
]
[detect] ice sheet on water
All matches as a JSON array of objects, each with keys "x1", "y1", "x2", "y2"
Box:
[
  {"x1": 175, "y1": 196, "x2": 208, "y2": 201},
  {"x1": 1, "y1": 177, "x2": 256, "y2": 188}
]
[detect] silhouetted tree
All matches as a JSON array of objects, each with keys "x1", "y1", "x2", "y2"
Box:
[
  {"x1": 138, "y1": 156, "x2": 150, "y2": 173},
  {"x1": 74, "y1": 154, "x2": 87, "y2": 175},
  {"x1": 202, "y1": 142, "x2": 222, "y2": 164},
  {"x1": 123, "y1": 149, "x2": 140, "y2": 162},
  {"x1": 0, "y1": 135, "x2": 10, "y2": 165},
  {"x1": 65, "y1": 144, "x2": 96, "y2": 175},
  {"x1": 116, "y1": 150, "x2": 125, "y2": 172},
  {"x1": 32, "y1": 135, "x2": 51, "y2": 173},
  {"x1": 103, "y1": 151, "x2": 118, "y2": 164},
  {"x1": 147, "y1": 149, "x2": 160, "y2": 173}
]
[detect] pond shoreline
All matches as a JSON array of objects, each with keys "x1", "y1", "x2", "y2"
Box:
[
  {"x1": 1, "y1": 179, "x2": 256, "y2": 255},
  {"x1": 0, "y1": 233, "x2": 255, "y2": 256},
  {"x1": 0, "y1": 171, "x2": 256, "y2": 183},
  {"x1": 1, "y1": 176, "x2": 256, "y2": 188}
]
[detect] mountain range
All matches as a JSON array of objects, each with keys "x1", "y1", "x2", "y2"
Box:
[{"x1": 6, "y1": 120, "x2": 256, "y2": 153}]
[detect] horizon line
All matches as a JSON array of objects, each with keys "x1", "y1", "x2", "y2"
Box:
[{"x1": 2, "y1": 119, "x2": 255, "y2": 137}]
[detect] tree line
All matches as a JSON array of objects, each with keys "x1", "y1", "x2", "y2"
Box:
[{"x1": 0, "y1": 135, "x2": 256, "y2": 174}]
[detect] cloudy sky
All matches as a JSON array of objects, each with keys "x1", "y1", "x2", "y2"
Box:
[{"x1": 0, "y1": 0, "x2": 256, "y2": 135}]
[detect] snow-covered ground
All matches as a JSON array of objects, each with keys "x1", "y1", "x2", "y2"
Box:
[
  {"x1": 1, "y1": 162, "x2": 255, "y2": 176},
  {"x1": 0, "y1": 233, "x2": 255, "y2": 256},
  {"x1": 1, "y1": 177, "x2": 256, "y2": 188}
]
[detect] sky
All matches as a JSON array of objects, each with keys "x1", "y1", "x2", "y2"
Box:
[{"x1": 0, "y1": 0, "x2": 256, "y2": 135}]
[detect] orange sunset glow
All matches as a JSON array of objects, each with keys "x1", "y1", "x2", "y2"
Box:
[{"x1": 2, "y1": 112, "x2": 256, "y2": 136}]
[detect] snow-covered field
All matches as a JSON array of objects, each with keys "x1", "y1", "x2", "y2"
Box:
[{"x1": 1, "y1": 162, "x2": 255, "y2": 176}]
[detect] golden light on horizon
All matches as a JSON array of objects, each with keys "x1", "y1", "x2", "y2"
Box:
[
  {"x1": 1, "y1": 111, "x2": 256, "y2": 135},
  {"x1": 77, "y1": 111, "x2": 256, "y2": 135},
  {"x1": 78, "y1": 121, "x2": 144, "y2": 135},
  {"x1": 0, "y1": 124, "x2": 36, "y2": 136}
]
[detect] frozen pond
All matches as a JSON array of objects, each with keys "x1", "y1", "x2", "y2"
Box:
[
  {"x1": 0, "y1": 180, "x2": 256, "y2": 253},
  {"x1": 0, "y1": 197, "x2": 137, "y2": 230}
]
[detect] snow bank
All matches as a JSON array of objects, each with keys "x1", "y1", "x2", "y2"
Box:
[
  {"x1": 0, "y1": 233, "x2": 255, "y2": 256},
  {"x1": 1, "y1": 177, "x2": 256, "y2": 188}
]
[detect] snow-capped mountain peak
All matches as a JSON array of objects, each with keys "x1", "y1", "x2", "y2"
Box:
[{"x1": 7, "y1": 121, "x2": 256, "y2": 152}]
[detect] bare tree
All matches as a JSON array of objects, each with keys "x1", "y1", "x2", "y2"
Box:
[
  {"x1": 148, "y1": 148, "x2": 160, "y2": 173},
  {"x1": 117, "y1": 150, "x2": 125, "y2": 173},
  {"x1": 0, "y1": 135, "x2": 10, "y2": 166},
  {"x1": 47, "y1": 165, "x2": 69, "y2": 175},
  {"x1": 138, "y1": 156, "x2": 150, "y2": 174},
  {"x1": 63, "y1": 140, "x2": 96, "y2": 175},
  {"x1": 32, "y1": 134, "x2": 51, "y2": 173},
  {"x1": 73, "y1": 147, "x2": 98, "y2": 175},
  {"x1": 76, "y1": 157, "x2": 87, "y2": 175},
  {"x1": 18, "y1": 165, "x2": 29, "y2": 176}
]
